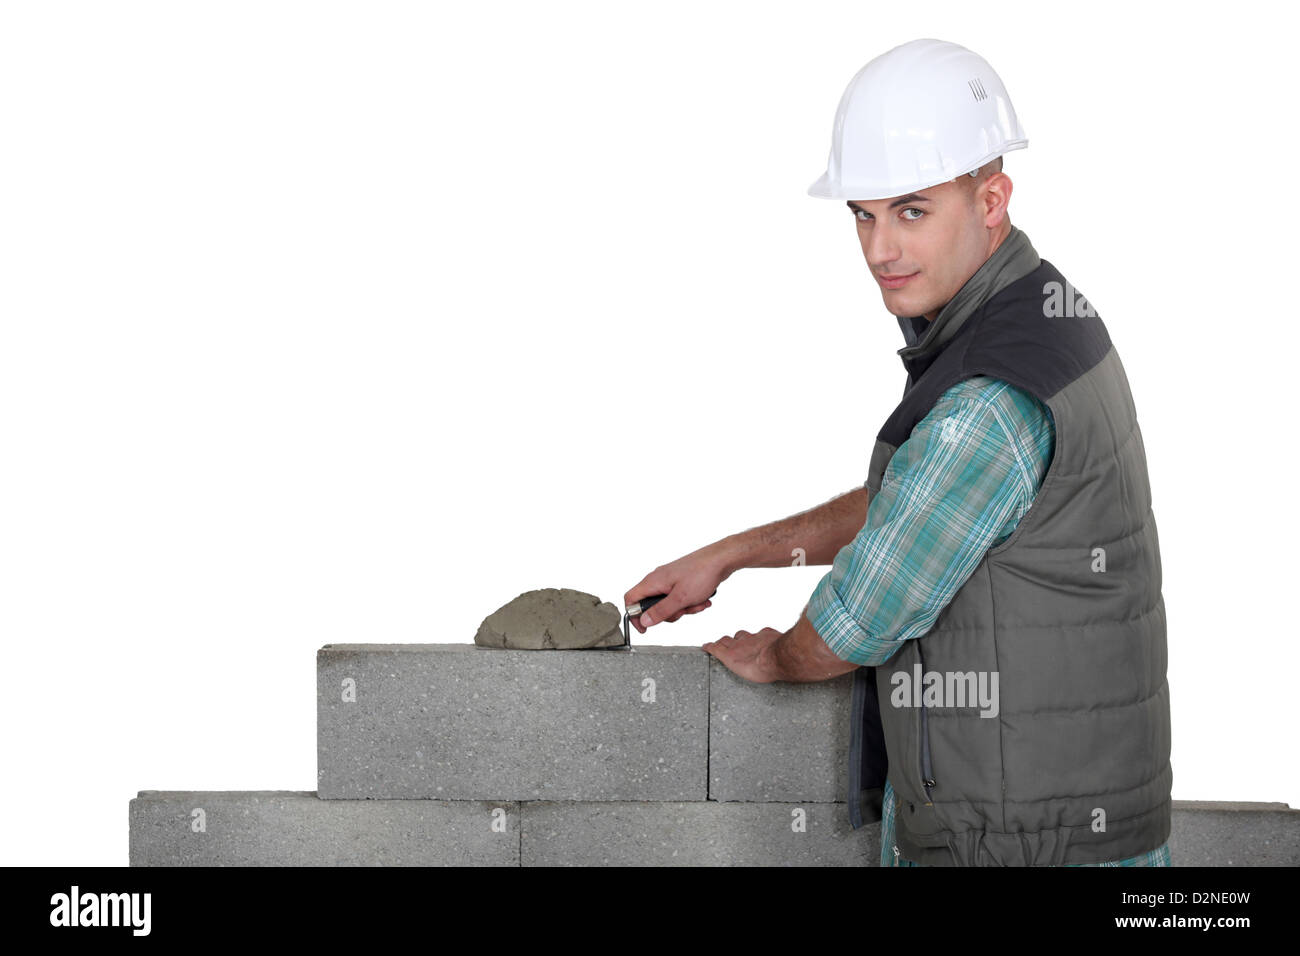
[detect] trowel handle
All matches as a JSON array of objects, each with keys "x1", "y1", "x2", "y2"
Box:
[
  {"x1": 626, "y1": 588, "x2": 717, "y2": 618},
  {"x1": 625, "y1": 594, "x2": 665, "y2": 618}
]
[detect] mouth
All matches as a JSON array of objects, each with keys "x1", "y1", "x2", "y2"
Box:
[{"x1": 878, "y1": 272, "x2": 918, "y2": 290}]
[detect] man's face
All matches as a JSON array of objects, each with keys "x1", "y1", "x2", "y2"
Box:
[{"x1": 847, "y1": 175, "x2": 1001, "y2": 322}]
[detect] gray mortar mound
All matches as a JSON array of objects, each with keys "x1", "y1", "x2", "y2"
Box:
[{"x1": 475, "y1": 587, "x2": 623, "y2": 649}]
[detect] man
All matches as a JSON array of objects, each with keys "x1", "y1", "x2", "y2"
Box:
[{"x1": 624, "y1": 38, "x2": 1172, "y2": 867}]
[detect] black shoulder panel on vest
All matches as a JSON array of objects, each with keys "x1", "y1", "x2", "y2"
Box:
[{"x1": 877, "y1": 258, "x2": 1112, "y2": 448}]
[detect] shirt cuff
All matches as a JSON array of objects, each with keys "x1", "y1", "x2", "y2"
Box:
[{"x1": 805, "y1": 570, "x2": 902, "y2": 667}]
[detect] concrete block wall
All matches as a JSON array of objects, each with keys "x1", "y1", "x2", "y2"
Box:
[{"x1": 130, "y1": 644, "x2": 1300, "y2": 866}]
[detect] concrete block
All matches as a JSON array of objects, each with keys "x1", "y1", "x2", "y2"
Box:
[
  {"x1": 129, "y1": 791, "x2": 519, "y2": 866},
  {"x1": 709, "y1": 659, "x2": 853, "y2": 802},
  {"x1": 1169, "y1": 800, "x2": 1300, "y2": 866},
  {"x1": 520, "y1": 801, "x2": 874, "y2": 866},
  {"x1": 317, "y1": 644, "x2": 709, "y2": 800}
]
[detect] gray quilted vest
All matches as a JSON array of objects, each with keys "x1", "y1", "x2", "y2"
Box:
[{"x1": 846, "y1": 226, "x2": 1172, "y2": 866}]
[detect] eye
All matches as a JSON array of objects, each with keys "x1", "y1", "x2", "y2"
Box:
[{"x1": 852, "y1": 207, "x2": 925, "y2": 222}]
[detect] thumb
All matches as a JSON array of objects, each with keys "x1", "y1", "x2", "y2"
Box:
[
  {"x1": 641, "y1": 591, "x2": 687, "y2": 628},
  {"x1": 639, "y1": 597, "x2": 668, "y2": 628}
]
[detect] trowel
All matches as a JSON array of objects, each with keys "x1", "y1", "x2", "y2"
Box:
[{"x1": 621, "y1": 588, "x2": 718, "y2": 647}]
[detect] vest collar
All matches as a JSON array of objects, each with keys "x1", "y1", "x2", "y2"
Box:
[{"x1": 896, "y1": 225, "x2": 1042, "y2": 360}]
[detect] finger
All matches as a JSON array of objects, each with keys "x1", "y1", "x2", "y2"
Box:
[
  {"x1": 624, "y1": 574, "x2": 668, "y2": 614},
  {"x1": 641, "y1": 592, "x2": 686, "y2": 628},
  {"x1": 675, "y1": 601, "x2": 712, "y2": 620},
  {"x1": 641, "y1": 589, "x2": 714, "y2": 628},
  {"x1": 626, "y1": 586, "x2": 668, "y2": 633}
]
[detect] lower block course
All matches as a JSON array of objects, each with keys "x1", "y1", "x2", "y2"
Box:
[
  {"x1": 520, "y1": 801, "x2": 873, "y2": 866},
  {"x1": 1165, "y1": 801, "x2": 1300, "y2": 866},
  {"x1": 129, "y1": 791, "x2": 519, "y2": 866},
  {"x1": 127, "y1": 792, "x2": 1300, "y2": 866}
]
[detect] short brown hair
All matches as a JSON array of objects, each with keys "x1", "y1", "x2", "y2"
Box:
[{"x1": 960, "y1": 155, "x2": 1004, "y2": 194}]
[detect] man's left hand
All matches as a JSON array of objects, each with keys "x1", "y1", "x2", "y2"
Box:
[{"x1": 703, "y1": 628, "x2": 784, "y2": 683}]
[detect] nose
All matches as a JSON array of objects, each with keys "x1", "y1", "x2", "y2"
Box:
[{"x1": 861, "y1": 220, "x2": 902, "y2": 275}]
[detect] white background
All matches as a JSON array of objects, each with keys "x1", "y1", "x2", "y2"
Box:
[{"x1": 3, "y1": 1, "x2": 1295, "y2": 866}]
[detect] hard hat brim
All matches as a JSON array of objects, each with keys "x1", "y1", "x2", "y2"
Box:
[{"x1": 807, "y1": 141, "x2": 1027, "y2": 201}]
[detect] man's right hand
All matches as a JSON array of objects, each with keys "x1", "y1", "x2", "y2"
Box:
[{"x1": 624, "y1": 544, "x2": 734, "y2": 633}]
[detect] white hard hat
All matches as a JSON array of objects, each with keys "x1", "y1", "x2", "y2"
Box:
[{"x1": 808, "y1": 38, "x2": 1027, "y2": 201}]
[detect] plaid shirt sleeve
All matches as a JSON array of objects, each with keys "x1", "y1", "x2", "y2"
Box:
[{"x1": 805, "y1": 375, "x2": 1055, "y2": 666}]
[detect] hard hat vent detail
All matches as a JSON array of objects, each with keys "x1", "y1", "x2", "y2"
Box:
[{"x1": 968, "y1": 78, "x2": 988, "y2": 101}]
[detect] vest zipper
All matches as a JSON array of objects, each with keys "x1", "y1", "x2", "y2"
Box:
[{"x1": 917, "y1": 642, "x2": 936, "y2": 805}]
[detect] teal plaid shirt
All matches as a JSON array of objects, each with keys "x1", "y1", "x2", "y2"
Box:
[{"x1": 805, "y1": 375, "x2": 1171, "y2": 867}]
